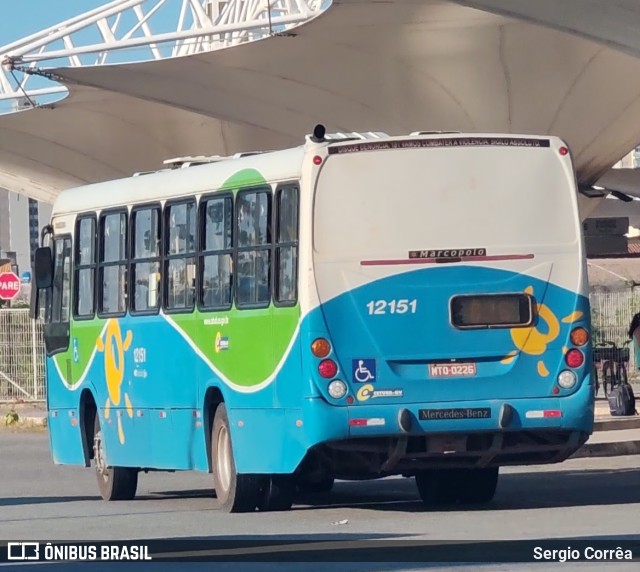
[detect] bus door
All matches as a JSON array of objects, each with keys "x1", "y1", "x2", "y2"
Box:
[{"x1": 43, "y1": 234, "x2": 73, "y2": 379}]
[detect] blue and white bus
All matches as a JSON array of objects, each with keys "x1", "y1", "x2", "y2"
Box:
[{"x1": 32, "y1": 128, "x2": 593, "y2": 512}]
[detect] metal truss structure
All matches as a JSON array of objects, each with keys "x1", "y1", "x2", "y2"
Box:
[{"x1": 0, "y1": 0, "x2": 325, "y2": 113}]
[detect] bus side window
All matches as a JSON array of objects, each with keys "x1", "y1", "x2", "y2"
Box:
[
  {"x1": 236, "y1": 189, "x2": 271, "y2": 308},
  {"x1": 164, "y1": 199, "x2": 196, "y2": 312},
  {"x1": 50, "y1": 237, "x2": 72, "y2": 324},
  {"x1": 131, "y1": 205, "x2": 161, "y2": 314},
  {"x1": 98, "y1": 211, "x2": 128, "y2": 317},
  {"x1": 199, "y1": 195, "x2": 233, "y2": 310},
  {"x1": 274, "y1": 185, "x2": 299, "y2": 305},
  {"x1": 74, "y1": 215, "x2": 96, "y2": 319}
]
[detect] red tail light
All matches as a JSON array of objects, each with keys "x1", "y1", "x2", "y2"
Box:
[
  {"x1": 565, "y1": 349, "x2": 584, "y2": 368},
  {"x1": 318, "y1": 359, "x2": 338, "y2": 378}
]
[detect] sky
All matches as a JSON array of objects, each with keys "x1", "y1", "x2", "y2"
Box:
[
  {"x1": 0, "y1": 0, "x2": 185, "y2": 112},
  {"x1": 0, "y1": 1, "x2": 108, "y2": 46}
]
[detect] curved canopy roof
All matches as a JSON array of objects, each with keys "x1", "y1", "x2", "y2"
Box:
[
  {"x1": 0, "y1": 86, "x2": 294, "y2": 203},
  {"x1": 4, "y1": 0, "x2": 640, "y2": 207}
]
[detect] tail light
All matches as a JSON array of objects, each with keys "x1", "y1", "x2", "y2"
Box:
[
  {"x1": 565, "y1": 349, "x2": 584, "y2": 368},
  {"x1": 570, "y1": 327, "x2": 589, "y2": 346},
  {"x1": 311, "y1": 338, "x2": 331, "y2": 358},
  {"x1": 318, "y1": 359, "x2": 338, "y2": 378}
]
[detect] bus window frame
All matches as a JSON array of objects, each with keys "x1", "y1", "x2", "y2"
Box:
[
  {"x1": 97, "y1": 207, "x2": 129, "y2": 319},
  {"x1": 163, "y1": 197, "x2": 198, "y2": 315},
  {"x1": 234, "y1": 186, "x2": 273, "y2": 310},
  {"x1": 272, "y1": 182, "x2": 300, "y2": 308},
  {"x1": 197, "y1": 191, "x2": 234, "y2": 313},
  {"x1": 72, "y1": 213, "x2": 97, "y2": 321},
  {"x1": 130, "y1": 202, "x2": 163, "y2": 317}
]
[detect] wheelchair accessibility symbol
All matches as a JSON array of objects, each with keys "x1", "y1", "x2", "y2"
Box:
[{"x1": 352, "y1": 359, "x2": 376, "y2": 383}]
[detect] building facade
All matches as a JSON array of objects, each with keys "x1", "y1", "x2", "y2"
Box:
[{"x1": 0, "y1": 188, "x2": 52, "y2": 276}]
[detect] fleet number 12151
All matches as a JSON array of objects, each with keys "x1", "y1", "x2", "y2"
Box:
[{"x1": 366, "y1": 299, "x2": 418, "y2": 315}]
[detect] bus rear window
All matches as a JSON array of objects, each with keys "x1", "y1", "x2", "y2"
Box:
[{"x1": 451, "y1": 294, "x2": 533, "y2": 329}]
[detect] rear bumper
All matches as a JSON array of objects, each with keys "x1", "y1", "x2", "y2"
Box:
[
  {"x1": 297, "y1": 379, "x2": 594, "y2": 476},
  {"x1": 343, "y1": 377, "x2": 594, "y2": 438}
]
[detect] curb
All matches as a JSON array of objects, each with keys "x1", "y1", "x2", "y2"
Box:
[
  {"x1": 571, "y1": 440, "x2": 640, "y2": 458},
  {"x1": 1, "y1": 415, "x2": 47, "y2": 429},
  {"x1": 594, "y1": 417, "x2": 640, "y2": 431}
]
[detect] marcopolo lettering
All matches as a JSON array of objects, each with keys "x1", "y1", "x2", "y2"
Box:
[{"x1": 409, "y1": 248, "x2": 486, "y2": 259}]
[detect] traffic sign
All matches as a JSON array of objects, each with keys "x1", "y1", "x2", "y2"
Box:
[{"x1": 0, "y1": 271, "x2": 21, "y2": 300}]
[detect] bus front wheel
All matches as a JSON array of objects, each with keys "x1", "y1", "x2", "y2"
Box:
[
  {"x1": 212, "y1": 404, "x2": 262, "y2": 513},
  {"x1": 93, "y1": 416, "x2": 138, "y2": 501}
]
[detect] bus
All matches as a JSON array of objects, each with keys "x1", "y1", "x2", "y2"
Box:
[{"x1": 31, "y1": 127, "x2": 593, "y2": 512}]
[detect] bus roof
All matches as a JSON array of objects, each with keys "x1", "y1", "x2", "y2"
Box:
[
  {"x1": 51, "y1": 131, "x2": 568, "y2": 217},
  {"x1": 52, "y1": 145, "x2": 306, "y2": 216}
]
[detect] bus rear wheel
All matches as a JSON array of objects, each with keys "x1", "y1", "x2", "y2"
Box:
[
  {"x1": 455, "y1": 467, "x2": 499, "y2": 504},
  {"x1": 415, "y1": 470, "x2": 459, "y2": 506},
  {"x1": 212, "y1": 404, "x2": 262, "y2": 513},
  {"x1": 415, "y1": 467, "x2": 499, "y2": 506},
  {"x1": 297, "y1": 477, "x2": 335, "y2": 494},
  {"x1": 93, "y1": 416, "x2": 138, "y2": 501}
]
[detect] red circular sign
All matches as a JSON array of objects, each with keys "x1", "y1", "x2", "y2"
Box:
[{"x1": 0, "y1": 271, "x2": 20, "y2": 300}]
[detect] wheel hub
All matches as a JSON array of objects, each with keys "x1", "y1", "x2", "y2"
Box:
[
  {"x1": 216, "y1": 425, "x2": 232, "y2": 492},
  {"x1": 94, "y1": 430, "x2": 109, "y2": 480}
]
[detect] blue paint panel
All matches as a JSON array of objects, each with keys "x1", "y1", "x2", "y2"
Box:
[
  {"x1": 45, "y1": 264, "x2": 592, "y2": 476},
  {"x1": 148, "y1": 410, "x2": 177, "y2": 469},
  {"x1": 48, "y1": 410, "x2": 86, "y2": 465},
  {"x1": 229, "y1": 408, "x2": 287, "y2": 473},
  {"x1": 314, "y1": 265, "x2": 591, "y2": 404}
]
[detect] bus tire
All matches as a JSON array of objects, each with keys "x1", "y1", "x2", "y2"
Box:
[
  {"x1": 257, "y1": 475, "x2": 295, "y2": 511},
  {"x1": 415, "y1": 470, "x2": 458, "y2": 507},
  {"x1": 298, "y1": 478, "x2": 335, "y2": 494},
  {"x1": 93, "y1": 416, "x2": 138, "y2": 501},
  {"x1": 455, "y1": 467, "x2": 499, "y2": 504},
  {"x1": 212, "y1": 404, "x2": 261, "y2": 513}
]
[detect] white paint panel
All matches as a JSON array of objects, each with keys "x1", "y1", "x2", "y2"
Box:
[
  {"x1": 313, "y1": 137, "x2": 585, "y2": 301},
  {"x1": 314, "y1": 141, "x2": 579, "y2": 256}
]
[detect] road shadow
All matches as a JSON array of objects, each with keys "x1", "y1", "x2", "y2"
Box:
[
  {"x1": 0, "y1": 495, "x2": 98, "y2": 506},
  {"x1": 292, "y1": 467, "x2": 640, "y2": 513},
  {"x1": 5, "y1": 466, "x2": 640, "y2": 514}
]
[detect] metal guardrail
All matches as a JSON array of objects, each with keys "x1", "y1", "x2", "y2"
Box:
[{"x1": 0, "y1": 309, "x2": 45, "y2": 402}]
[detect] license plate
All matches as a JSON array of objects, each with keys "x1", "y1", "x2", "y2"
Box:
[{"x1": 428, "y1": 362, "x2": 477, "y2": 377}]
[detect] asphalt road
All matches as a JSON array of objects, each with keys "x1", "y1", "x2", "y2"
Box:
[{"x1": 1, "y1": 430, "x2": 640, "y2": 571}]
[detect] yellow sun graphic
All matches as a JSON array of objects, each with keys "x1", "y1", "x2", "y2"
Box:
[
  {"x1": 96, "y1": 319, "x2": 134, "y2": 444},
  {"x1": 507, "y1": 286, "x2": 583, "y2": 377}
]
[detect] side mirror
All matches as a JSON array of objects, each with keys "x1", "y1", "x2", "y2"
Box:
[
  {"x1": 34, "y1": 247, "x2": 53, "y2": 289},
  {"x1": 30, "y1": 247, "x2": 53, "y2": 320}
]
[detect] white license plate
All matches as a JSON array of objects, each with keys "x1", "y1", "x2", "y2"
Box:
[{"x1": 428, "y1": 363, "x2": 477, "y2": 377}]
